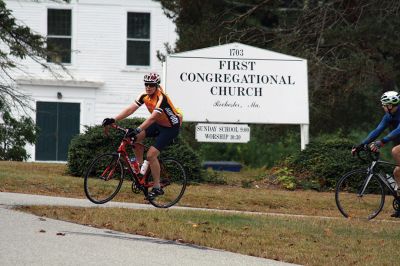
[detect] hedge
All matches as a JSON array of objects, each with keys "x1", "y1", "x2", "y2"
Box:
[{"x1": 285, "y1": 137, "x2": 366, "y2": 191}]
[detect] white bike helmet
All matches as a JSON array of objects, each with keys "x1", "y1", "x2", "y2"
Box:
[
  {"x1": 381, "y1": 91, "x2": 400, "y2": 105},
  {"x1": 143, "y1": 73, "x2": 160, "y2": 85}
]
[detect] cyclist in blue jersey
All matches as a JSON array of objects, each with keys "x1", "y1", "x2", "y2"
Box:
[{"x1": 352, "y1": 91, "x2": 400, "y2": 217}]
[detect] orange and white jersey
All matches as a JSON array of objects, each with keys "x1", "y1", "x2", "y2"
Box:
[{"x1": 135, "y1": 88, "x2": 181, "y2": 127}]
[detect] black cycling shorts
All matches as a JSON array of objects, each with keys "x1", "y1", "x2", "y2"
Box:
[
  {"x1": 393, "y1": 139, "x2": 400, "y2": 147},
  {"x1": 145, "y1": 123, "x2": 180, "y2": 151}
]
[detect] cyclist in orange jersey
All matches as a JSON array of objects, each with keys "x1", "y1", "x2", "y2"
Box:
[{"x1": 102, "y1": 73, "x2": 182, "y2": 199}]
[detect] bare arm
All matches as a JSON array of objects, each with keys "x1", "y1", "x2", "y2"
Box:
[
  {"x1": 138, "y1": 111, "x2": 160, "y2": 130},
  {"x1": 114, "y1": 102, "x2": 139, "y2": 121}
]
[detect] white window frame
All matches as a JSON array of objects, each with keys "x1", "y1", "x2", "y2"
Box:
[
  {"x1": 126, "y1": 11, "x2": 151, "y2": 67},
  {"x1": 46, "y1": 7, "x2": 73, "y2": 65}
]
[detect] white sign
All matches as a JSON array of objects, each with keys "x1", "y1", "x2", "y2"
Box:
[
  {"x1": 165, "y1": 42, "x2": 309, "y2": 124},
  {"x1": 195, "y1": 123, "x2": 250, "y2": 143}
]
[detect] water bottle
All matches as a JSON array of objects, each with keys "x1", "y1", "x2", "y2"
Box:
[
  {"x1": 129, "y1": 157, "x2": 140, "y2": 174},
  {"x1": 140, "y1": 160, "x2": 150, "y2": 175},
  {"x1": 385, "y1": 174, "x2": 398, "y2": 190}
]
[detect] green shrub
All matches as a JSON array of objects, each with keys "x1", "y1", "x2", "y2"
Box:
[
  {"x1": 274, "y1": 167, "x2": 297, "y2": 190},
  {"x1": 202, "y1": 168, "x2": 227, "y2": 185},
  {"x1": 277, "y1": 175, "x2": 297, "y2": 190},
  {"x1": 67, "y1": 118, "x2": 203, "y2": 182},
  {"x1": 285, "y1": 136, "x2": 365, "y2": 191},
  {"x1": 241, "y1": 179, "x2": 254, "y2": 188}
]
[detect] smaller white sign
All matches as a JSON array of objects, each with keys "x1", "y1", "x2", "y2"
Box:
[{"x1": 195, "y1": 123, "x2": 250, "y2": 143}]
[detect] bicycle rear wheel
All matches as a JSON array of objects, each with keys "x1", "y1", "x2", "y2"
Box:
[
  {"x1": 335, "y1": 168, "x2": 385, "y2": 220},
  {"x1": 84, "y1": 153, "x2": 124, "y2": 204},
  {"x1": 145, "y1": 158, "x2": 187, "y2": 208}
]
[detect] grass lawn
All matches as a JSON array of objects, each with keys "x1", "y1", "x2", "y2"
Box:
[
  {"x1": 17, "y1": 206, "x2": 400, "y2": 266},
  {"x1": 0, "y1": 161, "x2": 397, "y2": 218},
  {"x1": 2, "y1": 161, "x2": 400, "y2": 265}
]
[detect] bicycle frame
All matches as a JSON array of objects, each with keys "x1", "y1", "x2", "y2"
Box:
[
  {"x1": 360, "y1": 158, "x2": 400, "y2": 199},
  {"x1": 108, "y1": 124, "x2": 153, "y2": 190}
]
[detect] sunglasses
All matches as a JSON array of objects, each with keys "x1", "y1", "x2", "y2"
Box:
[{"x1": 145, "y1": 83, "x2": 157, "y2": 88}]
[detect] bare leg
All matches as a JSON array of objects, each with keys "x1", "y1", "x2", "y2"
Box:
[
  {"x1": 133, "y1": 131, "x2": 146, "y2": 164},
  {"x1": 391, "y1": 145, "x2": 400, "y2": 187},
  {"x1": 391, "y1": 145, "x2": 400, "y2": 217},
  {"x1": 147, "y1": 146, "x2": 161, "y2": 187}
]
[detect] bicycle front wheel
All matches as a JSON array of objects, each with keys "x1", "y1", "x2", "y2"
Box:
[
  {"x1": 335, "y1": 168, "x2": 385, "y2": 220},
  {"x1": 84, "y1": 153, "x2": 124, "y2": 204},
  {"x1": 145, "y1": 158, "x2": 187, "y2": 208}
]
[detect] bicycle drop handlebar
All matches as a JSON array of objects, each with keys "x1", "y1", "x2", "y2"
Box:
[
  {"x1": 104, "y1": 123, "x2": 133, "y2": 138},
  {"x1": 354, "y1": 145, "x2": 380, "y2": 162},
  {"x1": 103, "y1": 123, "x2": 143, "y2": 146}
]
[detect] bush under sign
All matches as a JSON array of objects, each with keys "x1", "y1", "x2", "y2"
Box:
[{"x1": 195, "y1": 123, "x2": 250, "y2": 143}]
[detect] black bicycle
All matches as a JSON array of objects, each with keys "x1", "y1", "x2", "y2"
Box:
[
  {"x1": 84, "y1": 124, "x2": 187, "y2": 208},
  {"x1": 335, "y1": 146, "x2": 400, "y2": 220}
]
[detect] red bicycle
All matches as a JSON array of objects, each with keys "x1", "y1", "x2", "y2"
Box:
[{"x1": 84, "y1": 124, "x2": 187, "y2": 208}]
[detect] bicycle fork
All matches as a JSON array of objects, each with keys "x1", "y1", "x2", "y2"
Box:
[{"x1": 358, "y1": 161, "x2": 377, "y2": 197}]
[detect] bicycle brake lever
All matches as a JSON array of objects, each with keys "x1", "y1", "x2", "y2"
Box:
[{"x1": 357, "y1": 145, "x2": 379, "y2": 162}]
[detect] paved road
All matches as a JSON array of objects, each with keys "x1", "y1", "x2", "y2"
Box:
[{"x1": 0, "y1": 192, "x2": 298, "y2": 266}]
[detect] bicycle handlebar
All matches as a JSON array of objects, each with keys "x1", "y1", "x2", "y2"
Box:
[
  {"x1": 354, "y1": 145, "x2": 380, "y2": 162},
  {"x1": 103, "y1": 123, "x2": 141, "y2": 143},
  {"x1": 111, "y1": 123, "x2": 128, "y2": 133},
  {"x1": 104, "y1": 123, "x2": 127, "y2": 136}
]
